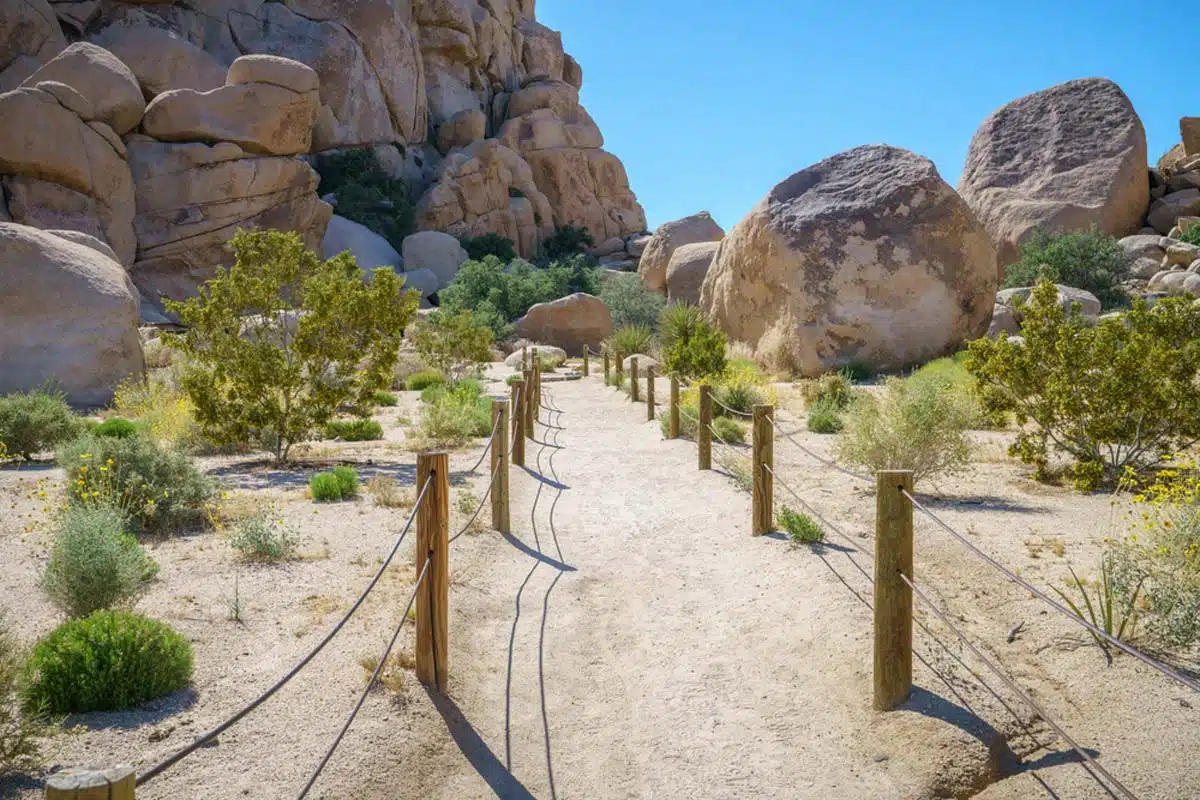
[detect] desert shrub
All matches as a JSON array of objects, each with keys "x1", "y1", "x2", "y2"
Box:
[
  {"x1": 967, "y1": 282, "x2": 1200, "y2": 489},
  {"x1": 806, "y1": 399, "x2": 844, "y2": 434},
  {"x1": 420, "y1": 381, "x2": 492, "y2": 445},
  {"x1": 460, "y1": 233, "x2": 517, "y2": 263},
  {"x1": 840, "y1": 360, "x2": 875, "y2": 382},
  {"x1": 92, "y1": 418, "x2": 141, "y2": 439},
  {"x1": 332, "y1": 466, "x2": 359, "y2": 497},
  {"x1": 711, "y1": 416, "x2": 747, "y2": 445},
  {"x1": 229, "y1": 510, "x2": 298, "y2": 563},
  {"x1": 21, "y1": 611, "x2": 192, "y2": 714},
  {"x1": 713, "y1": 384, "x2": 763, "y2": 418},
  {"x1": 166, "y1": 229, "x2": 416, "y2": 462},
  {"x1": 112, "y1": 378, "x2": 201, "y2": 450},
  {"x1": 608, "y1": 325, "x2": 654, "y2": 362},
  {"x1": 506, "y1": 374, "x2": 523, "y2": 386},
  {"x1": 411, "y1": 309, "x2": 493, "y2": 381},
  {"x1": 1178, "y1": 226, "x2": 1200, "y2": 247},
  {"x1": 324, "y1": 418, "x2": 384, "y2": 441},
  {"x1": 310, "y1": 473, "x2": 346, "y2": 502},
  {"x1": 391, "y1": 352, "x2": 429, "y2": 389},
  {"x1": 659, "y1": 401, "x2": 700, "y2": 440},
  {"x1": 41, "y1": 503, "x2": 159, "y2": 618},
  {"x1": 312, "y1": 149, "x2": 413, "y2": 251},
  {"x1": 718, "y1": 358, "x2": 777, "y2": 405},
  {"x1": 800, "y1": 372, "x2": 853, "y2": 411},
  {"x1": 599, "y1": 273, "x2": 665, "y2": 331},
  {"x1": 0, "y1": 611, "x2": 45, "y2": 776},
  {"x1": 1002, "y1": 229, "x2": 1128, "y2": 310},
  {"x1": 58, "y1": 434, "x2": 216, "y2": 533},
  {"x1": 908, "y1": 354, "x2": 996, "y2": 430},
  {"x1": 541, "y1": 224, "x2": 594, "y2": 261},
  {"x1": 406, "y1": 370, "x2": 445, "y2": 392},
  {"x1": 779, "y1": 505, "x2": 824, "y2": 544},
  {"x1": 373, "y1": 391, "x2": 398, "y2": 407},
  {"x1": 365, "y1": 476, "x2": 410, "y2": 509},
  {"x1": 0, "y1": 389, "x2": 80, "y2": 460},
  {"x1": 835, "y1": 375, "x2": 973, "y2": 484},
  {"x1": 660, "y1": 304, "x2": 727, "y2": 381},
  {"x1": 142, "y1": 336, "x2": 173, "y2": 369}
]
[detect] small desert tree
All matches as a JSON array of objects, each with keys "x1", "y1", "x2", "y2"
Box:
[
  {"x1": 659, "y1": 303, "x2": 727, "y2": 381},
  {"x1": 411, "y1": 309, "x2": 494, "y2": 381},
  {"x1": 166, "y1": 229, "x2": 418, "y2": 462}
]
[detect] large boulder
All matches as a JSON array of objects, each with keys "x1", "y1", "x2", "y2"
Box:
[
  {"x1": 958, "y1": 78, "x2": 1149, "y2": 271},
  {"x1": 90, "y1": 23, "x2": 227, "y2": 98},
  {"x1": 0, "y1": 223, "x2": 143, "y2": 406},
  {"x1": 514, "y1": 293, "x2": 612, "y2": 356},
  {"x1": 22, "y1": 43, "x2": 145, "y2": 135},
  {"x1": 322, "y1": 214, "x2": 400, "y2": 271},
  {"x1": 1147, "y1": 189, "x2": 1200, "y2": 235},
  {"x1": 666, "y1": 241, "x2": 721, "y2": 305},
  {"x1": 436, "y1": 108, "x2": 486, "y2": 155},
  {"x1": 639, "y1": 212, "x2": 725, "y2": 294},
  {"x1": 701, "y1": 145, "x2": 998, "y2": 376},
  {"x1": 400, "y1": 268, "x2": 439, "y2": 308},
  {"x1": 226, "y1": 55, "x2": 319, "y2": 94},
  {"x1": 401, "y1": 230, "x2": 468, "y2": 290},
  {"x1": 0, "y1": 0, "x2": 65, "y2": 91}
]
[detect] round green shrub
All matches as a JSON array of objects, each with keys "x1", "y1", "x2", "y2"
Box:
[
  {"x1": 324, "y1": 419, "x2": 384, "y2": 441},
  {"x1": 373, "y1": 391, "x2": 398, "y2": 407},
  {"x1": 406, "y1": 370, "x2": 446, "y2": 392},
  {"x1": 332, "y1": 466, "x2": 359, "y2": 498},
  {"x1": 22, "y1": 611, "x2": 193, "y2": 714},
  {"x1": 91, "y1": 418, "x2": 141, "y2": 439},
  {"x1": 806, "y1": 402, "x2": 844, "y2": 434},
  {"x1": 0, "y1": 390, "x2": 81, "y2": 460},
  {"x1": 310, "y1": 472, "x2": 346, "y2": 503},
  {"x1": 711, "y1": 416, "x2": 747, "y2": 445},
  {"x1": 713, "y1": 384, "x2": 764, "y2": 417}
]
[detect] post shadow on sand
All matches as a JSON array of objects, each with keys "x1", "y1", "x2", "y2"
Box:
[
  {"x1": 501, "y1": 532, "x2": 576, "y2": 572},
  {"x1": 426, "y1": 684, "x2": 537, "y2": 798},
  {"x1": 519, "y1": 466, "x2": 569, "y2": 491}
]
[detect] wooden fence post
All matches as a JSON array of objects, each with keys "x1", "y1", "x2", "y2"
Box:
[
  {"x1": 533, "y1": 357, "x2": 542, "y2": 419},
  {"x1": 698, "y1": 384, "x2": 712, "y2": 470},
  {"x1": 752, "y1": 405, "x2": 774, "y2": 536},
  {"x1": 646, "y1": 365, "x2": 656, "y2": 421},
  {"x1": 511, "y1": 380, "x2": 525, "y2": 467},
  {"x1": 582, "y1": 347, "x2": 589, "y2": 377},
  {"x1": 669, "y1": 376, "x2": 680, "y2": 438},
  {"x1": 631, "y1": 356, "x2": 640, "y2": 403},
  {"x1": 616, "y1": 350, "x2": 624, "y2": 382},
  {"x1": 46, "y1": 767, "x2": 135, "y2": 799},
  {"x1": 523, "y1": 368, "x2": 534, "y2": 440},
  {"x1": 491, "y1": 399, "x2": 510, "y2": 533},
  {"x1": 416, "y1": 451, "x2": 450, "y2": 691},
  {"x1": 874, "y1": 470, "x2": 914, "y2": 711},
  {"x1": 603, "y1": 349, "x2": 611, "y2": 383}
]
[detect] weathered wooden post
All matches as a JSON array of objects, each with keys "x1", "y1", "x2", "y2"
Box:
[
  {"x1": 752, "y1": 405, "x2": 774, "y2": 536},
  {"x1": 531, "y1": 348, "x2": 540, "y2": 420},
  {"x1": 669, "y1": 376, "x2": 681, "y2": 439},
  {"x1": 46, "y1": 767, "x2": 135, "y2": 799},
  {"x1": 523, "y1": 368, "x2": 534, "y2": 440},
  {"x1": 874, "y1": 470, "x2": 914, "y2": 711},
  {"x1": 646, "y1": 365, "x2": 656, "y2": 421},
  {"x1": 698, "y1": 384, "x2": 713, "y2": 470},
  {"x1": 582, "y1": 347, "x2": 589, "y2": 377},
  {"x1": 616, "y1": 349, "x2": 624, "y2": 383},
  {"x1": 603, "y1": 348, "x2": 611, "y2": 383},
  {"x1": 416, "y1": 451, "x2": 450, "y2": 691},
  {"x1": 491, "y1": 400, "x2": 510, "y2": 533},
  {"x1": 511, "y1": 380, "x2": 525, "y2": 466},
  {"x1": 631, "y1": 356, "x2": 640, "y2": 403}
]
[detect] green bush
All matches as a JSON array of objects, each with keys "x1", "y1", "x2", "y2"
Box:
[
  {"x1": 229, "y1": 510, "x2": 298, "y2": 563},
  {"x1": 1, "y1": 610, "x2": 46, "y2": 777},
  {"x1": 505, "y1": 374, "x2": 523, "y2": 386},
  {"x1": 835, "y1": 375, "x2": 973, "y2": 484},
  {"x1": 373, "y1": 391, "x2": 398, "y2": 407},
  {"x1": 713, "y1": 383, "x2": 764, "y2": 418},
  {"x1": 600, "y1": 273, "x2": 666, "y2": 331},
  {"x1": 406, "y1": 370, "x2": 445, "y2": 392},
  {"x1": 841, "y1": 361, "x2": 875, "y2": 382},
  {"x1": 41, "y1": 503, "x2": 159, "y2": 619},
  {"x1": 92, "y1": 418, "x2": 142, "y2": 439},
  {"x1": 1002, "y1": 229, "x2": 1129, "y2": 310},
  {"x1": 420, "y1": 382, "x2": 492, "y2": 445},
  {"x1": 21, "y1": 611, "x2": 193, "y2": 714},
  {"x1": 779, "y1": 505, "x2": 824, "y2": 544},
  {"x1": 660, "y1": 304, "x2": 727, "y2": 381},
  {"x1": 1178, "y1": 226, "x2": 1200, "y2": 247},
  {"x1": 460, "y1": 233, "x2": 517, "y2": 263},
  {"x1": 711, "y1": 416, "x2": 747, "y2": 445},
  {"x1": 608, "y1": 325, "x2": 654, "y2": 363},
  {"x1": 0, "y1": 389, "x2": 80, "y2": 460},
  {"x1": 58, "y1": 434, "x2": 216, "y2": 533},
  {"x1": 967, "y1": 281, "x2": 1200, "y2": 488},
  {"x1": 312, "y1": 150, "x2": 413, "y2": 251},
  {"x1": 800, "y1": 372, "x2": 853, "y2": 411},
  {"x1": 332, "y1": 466, "x2": 359, "y2": 498},
  {"x1": 310, "y1": 473, "x2": 346, "y2": 503},
  {"x1": 908, "y1": 354, "x2": 995, "y2": 430},
  {"x1": 411, "y1": 309, "x2": 493, "y2": 381},
  {"x1": 806, "y1": 399, "x2": 844, "y2": 434},
  {"x1": 541, "y1": 224, "x2": 594, "y2": 261},
  {"x1": 324, "y1": 418, "x2": 384, "y2": 441}
]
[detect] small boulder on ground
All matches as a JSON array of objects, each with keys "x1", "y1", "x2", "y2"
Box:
[
  {"x1": 504, "y1": 345, "x2": 568, "y2": 368},
  {"x1": 621, "y1": 354, "x2": 659, "y2": 373},
  {"x1": 514, "y1": 293, "x2": 612, "y2": 356},
  {"x1": 986, "y1": 304, "x2": 1020, "y2": 338},
  {"x1": 401, "y1": 230, "x2": 468, "y2": 290},
  {"x1": 638, "y1": 211, "x2": 724, "y2": 294},
  {"x1": 996, "y1": 284, "x2": 1102, "y2": 319},
  {"x1": 1148, "y1": 189, "x2": 1200, "y2": 235}
]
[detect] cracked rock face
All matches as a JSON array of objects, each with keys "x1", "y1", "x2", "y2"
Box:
[{"x1": 701, "y1": 145, "x2": 998, "y2": 377}]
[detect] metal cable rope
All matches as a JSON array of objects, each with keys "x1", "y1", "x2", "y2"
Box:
[
  {"x1": 711, "y1": 396, "x2": 753, "y2": 419},
  {"x1": 464, "y1": 417, "x2": 502, "y2": 474},
  {"x1": 296, "y1": 559, "x2": 431, "y2": 799},
  {"x1": 449, "y1": 452, "x2": 504, "y2": 544},
  {"x1": 137, "y1": 475, "x2": 435, "y2": 786},
  {"x1": 900, "y1": 572, "x2": 1139, "y2": 800},
  {"x1": 771, "y1": 416, "x2": 873, "y2": 483},
  {"x1": 901, "y1": 487, "x2": 1200, "y2": 695}
]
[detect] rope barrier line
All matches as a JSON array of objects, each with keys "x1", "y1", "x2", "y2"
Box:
[
  {"x1": 137, "y1": 474, "x2": 435, "y2": 786},
  {"x1": 711, "y1": 396, "x2": 753, "y2": 419},
  {"x1": 296, "y1": 559, "x2": 431, "y2": 799},
  {"x1": 763, "y1": 464, "x2": 874, "y2": 582},
  {"x1": 901, "y1": 488, "x2": 1200, "y2": 696},
  {"x1": 900, "y1": 572, "x2": 1140, "y2": 800},
  {"x1": 772, "y1": 417, "x2": 873, "y2": 483},
  {"x1": 449, "y1": 454, "x2": 504, "y2": 544},
  {"x1": 465, "y1": 417, "x2": 502, "y2": 474}
]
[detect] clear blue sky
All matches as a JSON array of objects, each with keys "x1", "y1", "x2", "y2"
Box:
[{"x1": 539, "y1": 0, "x2": 1192, "y2": 232}]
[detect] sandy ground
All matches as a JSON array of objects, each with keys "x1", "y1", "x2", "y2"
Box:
[{"x1": 2, "y1": 368, "x2": 1198, "y2": 799}]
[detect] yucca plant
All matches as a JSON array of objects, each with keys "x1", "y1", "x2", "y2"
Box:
[
  {"x1": 608, "y1": 325, "x2": 654, "y2": 363},
  {"x1": 1051, "y1": 558, "x2": 1146, "y2": 661}
]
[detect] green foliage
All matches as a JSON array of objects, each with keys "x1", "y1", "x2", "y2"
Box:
[
  {"x1": 460, "y1": 233, "x2": 517, "y2": 263},
  {"x1": 92, "y1": 418, "x2": 142, "y2": 439},
  {"x1": 0, "y1": 611, "x2": 46, "y2": 777},
  {"x1": 332, "y1": 466, "x2": 359, "y2": 498},
  {"x1": 229, "y1": 510, "x2": 299, "y2": 563},
  {"x1": 713, "y1": 384, "x2": 763, "y2": 418},
  {"x1": 406, "y1": 370, "x2": 445, "y2": 392},
  {"x1": 1051, "y1": 558, "x2": 1143, "y2": 658},
  {"x1": 420, "y1": 381, "x2": 492, "y2": 445},
  {"x1": 1002, "y1": 229, "x2": 1129, "y2": 310},
  {"x1": 411, "y1": 309, "x2": 494, "y2": 381},
  {"x1": 373, "y1": 391, "x2": 398, "y2": 407},
  {"x1": 800, "y1": 372, "x2": 853, "y2": 411},
  {"x1": 967, "y1": 281, "x2": 1200, "y2": 488},
  {"x1": 660, "y1": 304, "x2": 727, "y2": 381},
  {"x1": 659, "y1": 401, "x2": 700, "y2": 440},
  {"x1": 806, "y1": 399, "x2": 844, "y2": 434},
  {"x1": 312, "y1": 149, "x2": 413, "y2": 251},
  {"x1": 779, "y1": 505, "x2": 824, "y2": 544},
  {"x1": 309, "y1": 473, "x2": 346, "y2": 503},
  {"x1": 541, "y1": 224, "x2": 594, "y2": 261},
  {"x1": 1178, "y1": 226, "x2": 1200, "y2": 247},
  {"x1": 908, "y1": 354, "x2": 996, "y2": 430},
  {"x1": 41, "y1": 503, "x2": 159, "y2": 619},
  {"x1": 0, "y1": 389, "x2": 80, "y2": 460},
  {"x1": 840, "y1": 361, "x2": 875, "y2": 382},
  {"x1": 58, "y1": 434, "x2": 216, "y2": 533},
  {"x1": 324, "y1": 418, "x2": 384, "y2": 441},
  {"x1": 21, "y1": 611, "x2": 193, "y2": 714},
  {"x1": 506, "y1": 374, "x2": 523, "y2": 386},
  {"x1": 711, "y1": 416, "x2": 747, "y2": 445},
  {"x1": 599, "y1": 273, "x2": 666, "y2": 330},
  {"x1": 608, "y1": 325, "x2": 654, "y2": 363},
  {"x1": 165, "y1": 229, "x2": 417, "y2": 462},
  {"x1": 835, "y1": 375, "x2": 973, "y2": 484}
]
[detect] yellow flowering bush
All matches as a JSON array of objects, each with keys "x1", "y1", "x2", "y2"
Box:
[{"x1": 112, "y1": 377, "x2": 200, "y2": 450}]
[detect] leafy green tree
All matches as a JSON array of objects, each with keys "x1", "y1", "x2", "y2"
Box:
[
  {"x1": 166, "y1": 229, "x2": 418, "y2": 463},
  {"x1": 411, "y1": 309, "x2": 494, "y2": 381},
  {"x1": 1002, "y1": 229, "x2": 1129, "y2": 310},
  {"x1": 967, "y1": 281, "x2": 1200, "y2": 489}
]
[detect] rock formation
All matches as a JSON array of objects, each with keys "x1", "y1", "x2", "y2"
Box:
[
  {"x1": 701, "y1": 145, "x2": 998, "y2": 377},
  {"x1": 666, "y1": 242, "x2": 721, "y2": 306},
  {"x1": 958, "y1": 78, "x2": 1148, "y2": 271},
  {"x1": 514, "y1": 293, "x2": 612, "y2": 356},
  {"x1": 639, "y1": 212, "x2": 725, "y2": 294}
]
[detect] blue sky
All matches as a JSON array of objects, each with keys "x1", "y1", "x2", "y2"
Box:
[{"x1": 538, "y1": 0, "x2": 1192, "y2": 232}]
